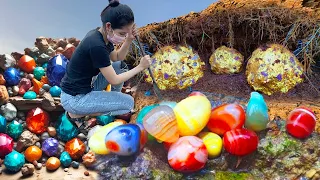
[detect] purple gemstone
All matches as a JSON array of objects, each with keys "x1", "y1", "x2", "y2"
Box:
[
  {"x1": 235, "y1": 56, "x2": 240, "y2": 61},
  {"x1": 177, "y1": 70, "x2": 182, "y2": 75},
  {"x1": 179, "y1": 81, "x2": 183, "y2": 86},
  {"x1": 276, "y1": 74, "x2": 282, "y2": 81},
  {"x1": 261, "y1": 72, "x2": 268, "y2": 77},
  {"x1": 42, "y1": 138, "x2": 59, "y2": 156},
  {"x1": 191, "y1": 79, "x2": 195, "y2": 84},
  {"x1": 164, "y1": 73, "x2": 169, "y2": 79},
  {"x1": 290, "y1": 57, "x2": 295, "y2": 64},
  {"x1": 182, "y1": 66, "x2": 185, "y2": 70},
  {"x1": 152, "y1": 58, "x2": 157, "y2": 65}
]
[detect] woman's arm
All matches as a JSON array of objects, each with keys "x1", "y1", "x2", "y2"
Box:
[
  {"x1": 110, "y1": 38, "x2": 133, "y2": 62},
  {"x1": 100, "y1": 55, "x2": 151, "y2": 85}
]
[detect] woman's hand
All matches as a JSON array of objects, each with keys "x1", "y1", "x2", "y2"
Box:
[
  {"x1": 127, "y1": 24, "x2": 139, "y2": 40},
  {"x1": 138, "y1": 55, "x2": 151, "y2": 70}
]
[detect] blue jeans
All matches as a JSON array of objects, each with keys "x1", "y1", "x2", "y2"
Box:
[{"x1": 60, "y1": 61, "x2": 134, "y2": 116}]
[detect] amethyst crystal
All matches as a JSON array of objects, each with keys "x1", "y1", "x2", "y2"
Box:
[{"x1": 42, "y1": 138, "x2": 59, "y2": 156}]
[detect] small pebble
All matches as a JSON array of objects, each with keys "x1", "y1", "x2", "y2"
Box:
[
  {"x1": 47, "y1": 127, "x2": 56, "y2": 137},
  {"x1": 77, "y1": 133, "x2": 86, "y2": 141},
  {"x1": 35, "y1": 142, "x2": 41, "y2": 148},
  {"x1": 41, "y1": 156, "x2": 48, "y2": 163},
  {"x1": 36, "y1": 163, "x2": 42, "y2": 170},
  {"x1": 42, "y1": 84, "x2": 51, "y2": 91},
  {"x1": 32, "y1": 160, "x2": 38, "y2": 167},
  {"x1": 12, "y1": 86, "x2": 19, "y2": 96},
  {"x1": 84, "y1": 171, "x2": 89, "y2": 176},
  {"x1": 27, "y1": 74, "x2": 34, "y2": 80},
  {"x1": 21, "y1": 116, "x2": 26, "y2": 121},
  {"x1": 71, "y1": 161, "x2": 79, "y2": 169},
  {"x1": 40, "y1": 132, "x2": 50, "y2": 141},
  {"x1": 64, "y1": 168, "x2": 69, "y2": 172}
]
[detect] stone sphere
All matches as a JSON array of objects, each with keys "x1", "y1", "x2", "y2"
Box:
[
  {"x1": 246, "y1": 44, "x2": 304, "y2": 95},
  {"x1": 209, "y1": 46, "x2": 244, "y2": 74},
  {"x1": 145, "y1": 45, "x2": 205, "y2": 90}
]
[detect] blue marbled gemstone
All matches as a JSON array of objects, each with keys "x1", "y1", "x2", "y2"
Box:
[
  {"x1": 4, "y1": 67, "x2": 20, "y2": 86},
  {"x1": 104, "y1": 124, "x2": 141, "y2": 156},
  {"x1": 60, "y1": 151, "x2": 72, "y2": 167}
]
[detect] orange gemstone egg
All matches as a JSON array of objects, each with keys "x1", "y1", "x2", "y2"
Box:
[
  {"x1": 46, "y1": 157, "x2": 61, "y2": 171},
  {"x1": 25, "y1": 145, "x2": 42, "y2": 162}
]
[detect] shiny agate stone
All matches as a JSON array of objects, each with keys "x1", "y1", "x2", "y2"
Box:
[
  {"x1": 246, "y1": 44, "x2": 304, "y2": 95},
  {"x1": 23, "y1": 91, "x2": 37, "y2": 99},
  {"x1": 0, "y1": 115, "x2": 6, "y2": 133},
  {"x1": 42, "y1": 138, "x2": 59, "y2": 156},
  {"x1": 136, "y1": 104, "x2": 159, "y2": 141},
  {"x1": 144, "y1": 45, "x2": 205, "y2": 90},
  {"x1": 60, "y1": 151, "x2": 72, "y2": 167},
  {"x1": 4, "y1": 150, "x2": 25, "y2": 172},
  {"x1": 97, "y1": 115, "x2": 115, "y2": 126},
  {"x1": 33, "y1": 67, "x2": 45, "y2": 80},
  {"x1": 55, "y1": 113, "x2": 79, "y2": 142},
  {"x1": 4, "y1": 67, "x2": 21, "y2": 86},
  {"x1": 46, "y1": 54, "x2": 69, "y2": 87},
  {"x1": 209, "y1": 46, "x2": 244, "y2": 74},
  {"x1": 105, "y1": 124, "x2": 141, "y2": 156},
  {"x1": 6, "y1": 120, "x2": 23, "y2": 140},
  {"x1": 49, "y1": 86, "x2": 62, "y2": 97}
]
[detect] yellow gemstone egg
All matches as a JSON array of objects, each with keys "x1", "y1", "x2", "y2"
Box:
[
  {"x1": 198, "y1": 132, "x2": 222, "y2": 158},
  {"x1": 174, "y1": 96, "x2": 211, "y2": 136},
  {"x1": 88, "y1": 121, "x2": 124, "y2": 155}
]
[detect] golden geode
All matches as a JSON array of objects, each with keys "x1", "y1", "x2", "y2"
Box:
[
  {"x1": 145, "y1": 45, "x2": 205, "y2": 90},
  {"x1": 246, "y1": 44, "x2": 304, "y2": 95},
  {"x1": 209, "y1": 46, "x2": 244, "y2": 74}
]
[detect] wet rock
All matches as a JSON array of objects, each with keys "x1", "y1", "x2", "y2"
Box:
[
  {"x1": 47, "y1": 127, "x2": 56, "y2": 137},
  {"x1": 0, "y1": 74, "x2": 5, "y2": 85},
  {"x1": 40, "y1": 132, "x2": 50, "y2": 141},
  {"x1": 38, "y1": 53, "x2": 51, "y2": 64},
  {"x1": 0, "y1": 85, "x2": 9, "y2": 106},
  {"x1": 1, "y1": 103, "x2": 17, "y2": 121},
  {"x1": 41, "y1": 92, "x2": 56, "y2": 111},
  {"x1": 0, "y1": 54, "x2": 16, "y2": 70},
  {"x1": 16, "y1": 130, "x2": 40, "y2": 152},
  {"x1": 82, "y1": 151, "x2": 96, "y2": 168},
  {"x1": 71, "y1": 161, "x2": 79, "y2": 169},
  {"x1": 21, "y1": 163, "x2": 35, "y2": 176}
]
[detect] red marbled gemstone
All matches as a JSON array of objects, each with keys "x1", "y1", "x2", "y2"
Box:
[
  {"x1": 65, "y1": 138, "x2": 86, "y2": 160},
  {"x1": 0, "y1": 133, "x2": 14, "y2": 158},
  {"x1": 223, "y1": 129, "x2": 259, "y2": 156},
  {"x1": 286, "y1": 107, "x2": 316, "y2": 139},
  {"x1": 207, "y1": 104, "x2": 245, "y2": 136},
  {"x1": 18, "y1": 55, "x2": 36, "y2": 73},
  {"x1": 26, "y1": 107, "x2": 50, "y2": 134}
]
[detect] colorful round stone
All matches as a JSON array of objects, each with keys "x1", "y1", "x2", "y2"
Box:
[
  {"x1": 46, "y1": 54, "x2": 69, "y2": 86},
  {"x1": 105, "y1": 124, "x2": 141, "y2": 156},
  {"x1": 49, "y1": 86, "x2": 62, "y2": 97},
  {"x1": 97, "y1": 115, "x2": 115, "y2": 126},
  {"x1": 25, "y1": 145, "x2": 42, "y2": 162},
  {"x1": 65, "y1": 138, "x2": 86, "y2": 160},
  {"x1": 198, "y1": 132, "x2": 223, "y2": 158},
  {"x1": 168, "y1": 136, "x2": 208, "y2": 173},
  {"x1": 7, "y1": 120, "x2": 23, "y2": 140},
  {"x1": 42, "y1": 138, "x2": 59, "y2": 156},
  {"x1": 23, "y1": 91, "x2": 37, "y2": 99},
  {"x1": 223, "y1": 129, "x2": 259, "y2": 156},
  {"x1": 33, "y1": 67, "x2": 45, "y2": 80},
  {"x1": 4, "y1": 67, "x2": 21, "y2": 86},
  {"x1": 46, "y1": 157, "x2": 61, "y2": 171},
  {"x1": 174, "y1": 96, "x2": 211, "y2": 136},
  {"x1": 286, "y1": 107, "x2": 317, "y2": 139},
  {"x1": 60, "y1": 151, "x2": 72, "y2": 167},
  {"x1": 4, "y1": 150, "x2": 25, "y2": 172},
  {"x1": 143, "y1": 105, "x2": 179, "y2": 143},
  {"x1": 56, "y1": 113, "x2": 79, "y2": 142},
  {"x1": 0, "y1": 133, "x2": 13, "y2": 158},
  {"x1": 207, "y1": 104, "x2": 246, "y2": 136},
  {"x1": 136, "y1": 104, "x2": 159, "y2": 141},
  {"x1": 88, "y1": 121, "x2": 125, "y2": 155},
  {"x1": 0, "y1": 115, "x2": 6, "y2": 133},
  {"x1": 26, "y1": 107, "x2": 50, "y2": 134},
  {"x1": 18, "y1": 55, "x2": 36, "y2": 73}
]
